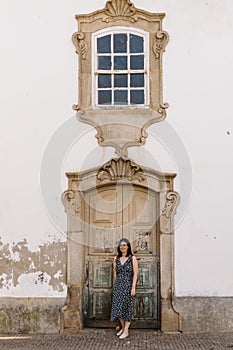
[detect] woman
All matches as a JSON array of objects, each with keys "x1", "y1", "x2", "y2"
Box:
[{"x1": 110, "y1": 238, "x2": 138, "y2": 339}]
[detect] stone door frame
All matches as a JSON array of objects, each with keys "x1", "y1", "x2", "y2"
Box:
[{"x1": 61, "y1": 158, "x2": 181, "y2": 333}]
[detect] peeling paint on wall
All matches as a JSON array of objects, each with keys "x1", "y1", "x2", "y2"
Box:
[{"x1": 0, "y1": 238, "x2": 66, "y2": 296}]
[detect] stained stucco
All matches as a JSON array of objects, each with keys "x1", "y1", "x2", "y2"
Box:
[{"x1": 0, "y1": 238, "x2": 66, "y2": 297}]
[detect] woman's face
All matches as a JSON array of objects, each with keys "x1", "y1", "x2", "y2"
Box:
[{"x1": 119, "y1": 241, "x2": 128, "y2": 254}]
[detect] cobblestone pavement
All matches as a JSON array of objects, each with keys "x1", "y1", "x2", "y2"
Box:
[{"x1": 0, "y1": 329, "x2": 233, "y2": 350}]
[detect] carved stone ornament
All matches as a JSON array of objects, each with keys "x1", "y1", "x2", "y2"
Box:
[
  {"x1": 153, "y1": 31, "x2": 169, "y2": 59},
  {"x1": 160, "y1": 191, "x2": 180, "y2": 234},
  {"x1": 62, "y1": 190, "x2": 81, "y2": 215},
  {"x1": 104, "y1": 0, "x2": 137, "y2": 22},
  {"x1": 158, "y1": 102, "x2": 169, "y2": 117},
  {"x1": 162, "y1": 191, "x2": 179, "y2": 218},
  {"x1": 97, "y1": 157, "x2": 146, "y2": 182},
  {"x1": 72, "y1": 32, "x2": 87, "y2": 59}
]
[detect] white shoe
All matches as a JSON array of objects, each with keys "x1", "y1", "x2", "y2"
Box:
[
  {"x1": 119, "y1": 332, "x2": 129, "y2": 339},
  {"x1": 116, "y1": 329, "x2": 123, "y2": 336}
]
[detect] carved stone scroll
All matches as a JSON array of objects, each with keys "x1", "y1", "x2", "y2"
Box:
[
  {"x1": 97, "y1": 157, "x2": 145, "y2": 182},
  {"x1": 160, "y1": 191, "x2": 180, "y2": 234},
  {"x1": 158, "y1": 102, "x2": 169, "y2": 117},
  {"x1": 72, "y1": 32, "x2": 87, "y2": 60},
  {"x1": 153, "y1": 31, "x2": 169, "y2": 59},
  {"x1": 62, "y1": 190, "x2": 81, "y2": 215}
]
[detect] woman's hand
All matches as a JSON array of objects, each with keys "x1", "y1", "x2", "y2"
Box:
[{"x1": 131, "y1": 286, "x2": 136, "y2": 296}]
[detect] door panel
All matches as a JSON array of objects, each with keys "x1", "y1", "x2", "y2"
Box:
[
  {"x1": 87, "y1": 186, "x2": 122, "y2": 255},
  {"x1": 87, "y1": 257, "x2": 113, "y2": 326},
  {"x1": 122, "y1": 186, "x2": 158, "y2": 255},
  {"x1": 84, "y1": 184, "x2": 160, "y2": 328}
]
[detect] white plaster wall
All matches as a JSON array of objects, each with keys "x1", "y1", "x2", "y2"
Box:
[{"x1": 0, "y1": 0, "x2": 233, "y2": 297}]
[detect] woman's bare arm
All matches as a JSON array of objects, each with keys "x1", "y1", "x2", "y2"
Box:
[
  {"x1": 113, "y1": 255, "x2": 117, "y2": 283},
  {"x1": 131, "y1": 255, "x2": 138, "y2": 296}
]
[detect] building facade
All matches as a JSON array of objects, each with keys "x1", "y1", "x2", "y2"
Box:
[{"x1": 0, "y1": 0, "x2": 233, "y2": 334}]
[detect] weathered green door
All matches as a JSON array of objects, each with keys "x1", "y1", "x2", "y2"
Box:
[{"x1": 84, "y1": 184, "x2": 160, "y2": 328}]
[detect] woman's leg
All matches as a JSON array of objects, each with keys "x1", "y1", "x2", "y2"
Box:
[
  {"x1": 122, "y1": 321, "x2": 130, "y2": 335},
  {"x1": 118, "y1": 317, "x2": 125, "y2": 330}
]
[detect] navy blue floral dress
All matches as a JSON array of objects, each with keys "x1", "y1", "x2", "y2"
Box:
[{"x1": 110, "y1": 255, "x2": 135, "y2": 322}]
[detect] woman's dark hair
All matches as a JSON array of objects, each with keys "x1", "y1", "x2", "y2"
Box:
[{"x1": 117, "y1": 238, "x2": 133, "y2": 257}]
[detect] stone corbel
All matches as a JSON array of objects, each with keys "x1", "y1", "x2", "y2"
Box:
[
  {"x1": 153, "y1": 30, "x2": 169, "y2": 59},
  {"x1": 62, "y1": 190, "x2": 81, "y2": 216},
  {"x1": 72, "y1": 32, "x2": 87, "y2": 60},
  {"x1": 160, "y1": 191, "x2": 180, "y2": 234}
]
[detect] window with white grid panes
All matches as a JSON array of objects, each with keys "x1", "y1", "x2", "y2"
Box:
[{"x1": 94, "y1": 30, "x2": 149, "y2": 107}]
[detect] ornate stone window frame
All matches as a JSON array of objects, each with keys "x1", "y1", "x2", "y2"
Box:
[{"x1": 72, "y1": 0, "x2": 169, "y2": 156}]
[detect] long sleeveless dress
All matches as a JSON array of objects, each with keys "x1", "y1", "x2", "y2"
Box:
[{"x1": 110, "y1": 255, "x2": 135, "y2": 322}]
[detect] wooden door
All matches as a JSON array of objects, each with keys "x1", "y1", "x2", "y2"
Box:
[{"x1": 83, "y1": 184, "x2": 160, "y2": 328}]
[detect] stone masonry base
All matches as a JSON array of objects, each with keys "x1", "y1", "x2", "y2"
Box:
[
  {"x1": 0, "y1": 298, "x2": 66, "y2": 334},
  {"x1": 0, "y1": 297, "x2": 233, "y2": 334},
  {"x1": 175, "y1": 296, "x2": 233, "y2": 333}
]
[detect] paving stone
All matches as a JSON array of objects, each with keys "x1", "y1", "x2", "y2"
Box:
[{"x1": 0, "y1": 329, "x2": 233, "y2": 350}]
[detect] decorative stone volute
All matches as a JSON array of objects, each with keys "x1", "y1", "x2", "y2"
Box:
[
  {"x1": 153, "y1": 30, "x2": 169, "y2": 59},
  {"x1": 62, "y1": 190, "x2": 81, "y2": 215},
  {"x1": 160, "y1": 191, "x2": 180, "y2": 234},
  {"x1": 72, "y1": 32, "x2": 87, "y2": 60}
]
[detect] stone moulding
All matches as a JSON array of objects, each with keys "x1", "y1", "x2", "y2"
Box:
[
  {"x1": 97, "y1": 157, "x2": 146, "y2": 182},
  {"x1": 75, "y1": 0, "x2": 166, "y2": 23}
]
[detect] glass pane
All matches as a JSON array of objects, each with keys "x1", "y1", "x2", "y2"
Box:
[
  {"x1": 130, "y1": 74, "x2": 144, "y2": 87},
  {"x1": 114, "y1": 90, "x2": 128, "y2": 105},
  {"x1": 98, "y1": 74, "x2": 112, "y2": 88},
  {"x1": 114, "y1": 74, "x2": 128, "y2": 88},
  {"x1": 130, "y1": 90, "x2": 144, "y2": 104},
  {"x1": 114, "y1": 34, "x2": 127, "y2": 53},
  {"x1": 98, "y1": 56, "x2": 111, "y2": 70},
  {"x1": 114, "y1": 56, "x2": 127, "y2": 70},
  {"x1": 98, "y1": 90, "x2": 112, "y2": 105},
  {"x1": 97, "y1": 35, "x2": 111, "y2": 53},
  {"x1": 130, "y1": 34, "x2": 144, "y2": 53},
  {"x1": 130, "y1": 55, "x2": 144, "y2": 70}
]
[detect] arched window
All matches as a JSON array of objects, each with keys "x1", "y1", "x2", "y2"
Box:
[{"x1": 93, "y1": 28, "x2": 149, "y2": 107}]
